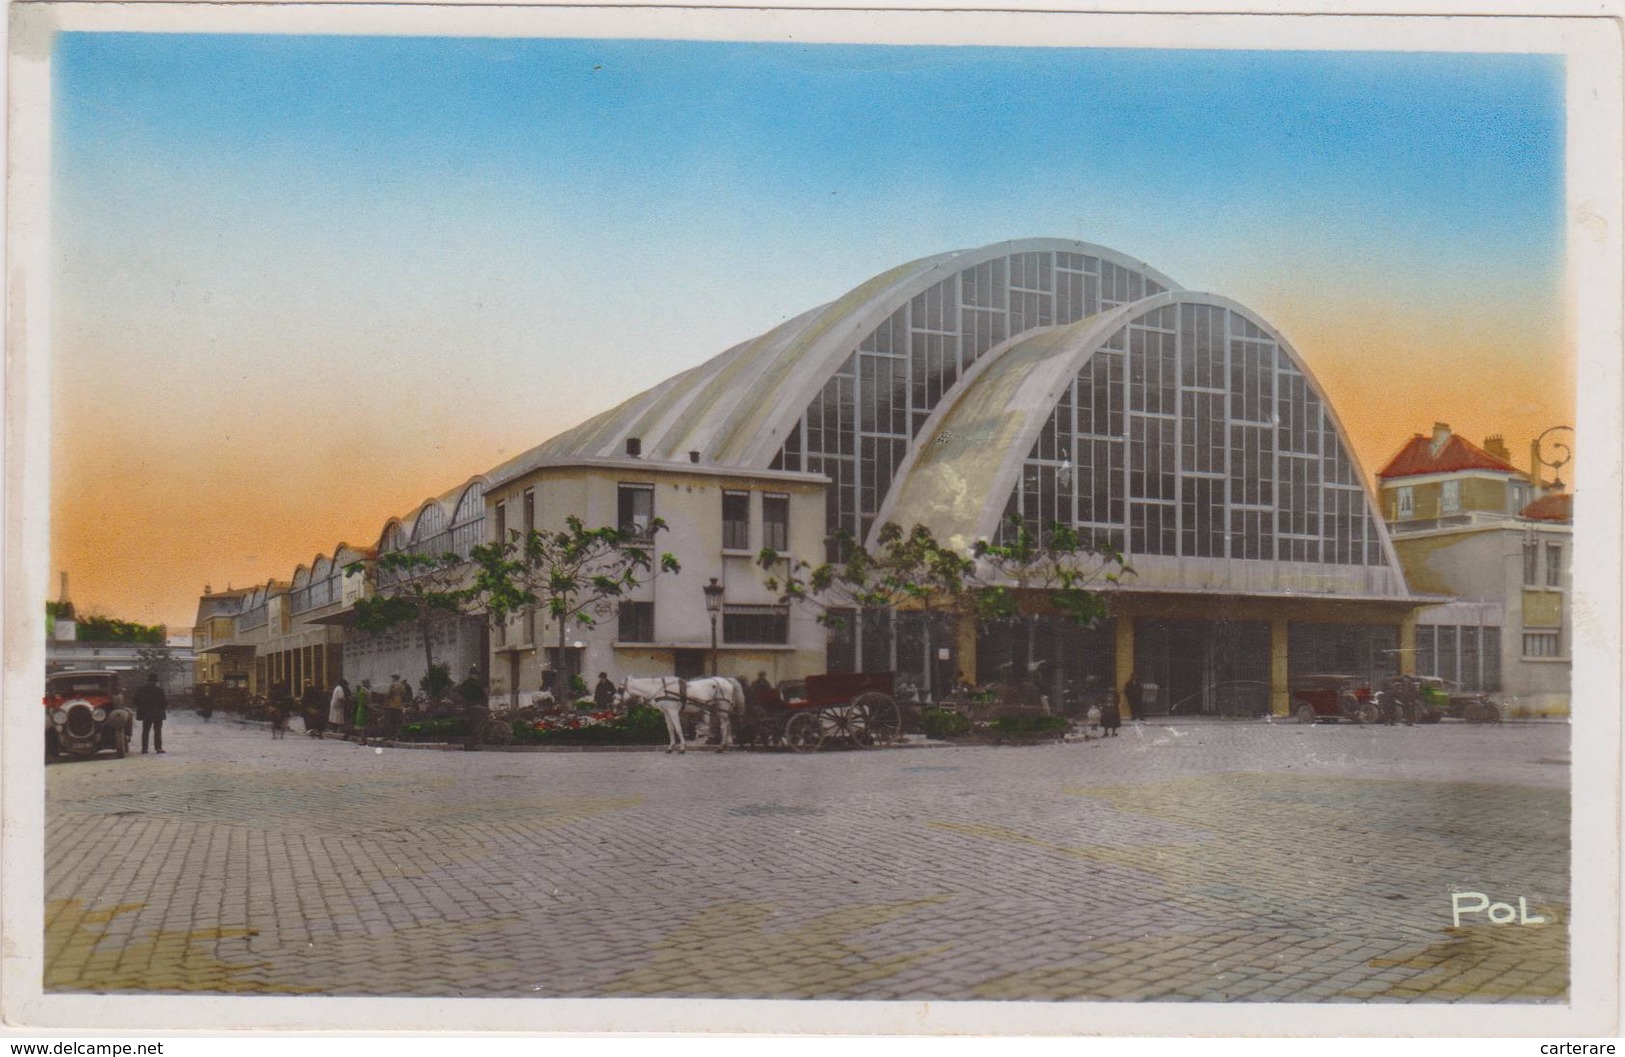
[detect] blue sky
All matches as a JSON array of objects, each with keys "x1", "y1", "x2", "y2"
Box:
[{"x1": 49, "y1": 33, "x2": 1567, "y2": 626}]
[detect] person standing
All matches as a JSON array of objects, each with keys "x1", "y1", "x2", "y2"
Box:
[
  {"x1": 1100, "y1": 687, "x2": 1123, "y2": 737},
  {"x1": 134, "y1": 672, "x2": 168, "y2": 754},
  {"x1": 1124, "y1": 671, "x2": 1145, "y2": 722},
  {"x1": 460, "y1": 666, "x2": 489, "y2": 752},
  {"x1": 327, "y1": 679, "x2": 349, "y2": 734},
  {"x1": 269, "y1": 682, "x2": 292, "y2": 740},
  {"x1": 353, "y1": 679, "x2": 372, "y2": 745},
  {"x1": 593, "y1": 672, "x2": 617, "y2": 712},
  {"x1": 300, "y1": 681, "x2": 327, "y2": 736}
]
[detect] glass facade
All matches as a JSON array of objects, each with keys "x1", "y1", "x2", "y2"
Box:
[
  {"x1": 771, "y1": 250, "x2": 1167, "y2": 553},
  {"x1": 1001, "y1": 303, "x2": 1384, "y2": 565}
]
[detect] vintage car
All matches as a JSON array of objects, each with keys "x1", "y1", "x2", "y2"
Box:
[
  {"x1": 1414, "y1": 675, "x2": 1503, "y2": 723},
  {"x1": 45, "y1": 670, "x2": 134, "y2": 760},
  {"x1": 1290, "y1": 673, "x2": 1378, "y2": 724}
]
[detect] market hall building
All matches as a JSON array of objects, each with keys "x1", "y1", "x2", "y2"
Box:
[{"x1": 482, "y1": 237, "x2": 1434, "y2": 716}]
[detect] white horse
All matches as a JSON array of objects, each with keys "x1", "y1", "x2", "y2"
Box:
[{"x1": 619, "y1": 675, "x2": 744, "y2": 754}]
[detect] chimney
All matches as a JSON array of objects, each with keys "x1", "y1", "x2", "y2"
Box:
[
  {"x1": 53, "y1": 571, "x2": 77, "y2": 641},
  {"x1": 689, "y1": 450, "x2": 701, "y2": 464},
  {"x1": 1483, "y1": 435, "x2": 1510, "y2": 464},
  {"x1": 625, "y1": 437, "x2": 642, "y2": 459},
  {"x1": 1430, "y1": 422, "x2": 1451, "y2": 456}
]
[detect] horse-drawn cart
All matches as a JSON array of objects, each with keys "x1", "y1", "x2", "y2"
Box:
[{"x1": 747, "y1": 672, "x2": 903, "y2": 751}]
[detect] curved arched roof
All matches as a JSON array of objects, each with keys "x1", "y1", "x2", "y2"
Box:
[
  {"x1": 488, "y1": 238, "x2": 1179, "y2": 485},
  {"x1": 881, "y1": 291, "x2": 1409, "y2": 595}
]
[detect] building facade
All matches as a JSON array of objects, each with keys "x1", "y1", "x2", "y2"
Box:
[
  {"x1": 196, "y1": 237, "x2": 1446, "y2": 717},
  {"x1": 486, "y1": 239, "x2": 1433, "y2": 715},
  {"x1": 1376, "y1": 423, "x2": 1572, "y2": 714}
]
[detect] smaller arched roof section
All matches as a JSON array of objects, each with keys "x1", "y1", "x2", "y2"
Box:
[
  {"x1": 311, "y1": 555, "x2": 333, "y2": 580},
  {"x1": 451, "y1": 478, "x2": 487, "y2": 524},
  {"x1": 291, "y1": 565, "x2": 311, "y2": 590},
  {"x1": 487, "y1": 239, "x2": 1181, "y2": 486},
  {"x1": 377, "y1": 519, "x2": 408, "y2": 554},
  {"x1": 881, "y1": 291, "x2": 1409, "y2": 593},
  {"x1": 333, "y1": 543, "x2": 370, "y2": 567},
  {"x1": 409, "y1": 498, "x2": 450, "y2": 542}
]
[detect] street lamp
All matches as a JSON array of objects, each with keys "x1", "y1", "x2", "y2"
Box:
[{"x1": 703, "y1": 577, "x2": 725, "y2": 677}]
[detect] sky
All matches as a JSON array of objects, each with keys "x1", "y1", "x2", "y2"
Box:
[{"x1": 48, "y1": 34, "x2": 1569, "y2": 631}]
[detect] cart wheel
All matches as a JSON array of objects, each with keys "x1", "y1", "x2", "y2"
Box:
[
  {"x1": 853, "y1": 692, "x2": 901, "y2": 745},
  {"x1": 1355, "y1": 701, "x2": 1379, "y2": 725},
  {"x1": 817, "y1": 705, "x2": 866, "y2": 748},
  {"x1": 1295, "y1": 704, "x2": 1316, "y2": 724},
  {"x1": 784, "y1": 711, "x2": 824, "y2": 752}
]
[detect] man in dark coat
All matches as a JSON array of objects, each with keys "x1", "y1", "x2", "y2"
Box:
[
  {"x1": 1124, "y1": 672, "x2": 1145, "y2": 722},
  {"x1": 300, "y1": 681, "x2": 327, "y2": 736},
  {"x1": 1099, "y1": 688, "x2": 1123, "y2": 737},
  {"x1": 134, "y1": 673, "x2": 168, "y2": 754},
  {"x1": 593, "y1": 672, "x2": 617, "y2": 712},
  {"x1": 460, "y1": 667, "x2": 489, "y2": 752}
]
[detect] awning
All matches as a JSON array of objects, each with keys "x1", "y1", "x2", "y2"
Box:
[{"x1": 198, "y1": 642, "x2": 257, "y2": 655}]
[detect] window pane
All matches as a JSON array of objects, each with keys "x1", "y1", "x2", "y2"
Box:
[
  {"x1": 723, "y1": 605, "x2": 789, "y2": 644},
  {"x1": 763, "y1": 494, "x2": 790, "y2": 552},
  {"x1": 618, "y1": 601, "x2": 655, "y2": 643},
  {"x1": 618, "y1": 484, "x2": 654, "y2": 537},
  {"x1": 722, "y1": 491, "x2": 750, "y2": 550}
]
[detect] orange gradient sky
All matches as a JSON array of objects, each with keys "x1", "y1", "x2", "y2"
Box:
[{"x1": 46, "y1": 36, "x2": 1571, "y2": 632}]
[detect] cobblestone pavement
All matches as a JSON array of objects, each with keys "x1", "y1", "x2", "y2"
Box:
[{"x1": 44, "y1": 713, "x2": 1570, "y2": 1002}]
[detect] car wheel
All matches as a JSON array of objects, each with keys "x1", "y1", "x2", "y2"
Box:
[
  {"x1": 1355, "y1": 702, "x2": 1379, "y2": 724},
  {"x1": 113, "y1": 725, "x2": 128, "y2": 758},
  {"x1": 1295, "y1": 704, "x2": 1316, "y2": 724}
]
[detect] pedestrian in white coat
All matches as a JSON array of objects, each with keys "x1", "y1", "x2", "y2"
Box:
[{"x1": 327, "y1": 679, "x2": 350, "y2": 731}]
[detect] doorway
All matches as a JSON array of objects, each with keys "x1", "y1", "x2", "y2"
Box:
[{"x1": 1133, "y1": 619, "x2": 1270, "y2": 716}]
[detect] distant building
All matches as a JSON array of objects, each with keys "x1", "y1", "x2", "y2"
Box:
[
  {"x1": 1376, "y1": 423, "x2": 1571, "y2": 714},
  {"x1": 48, "y1": 573, "x2": 194, "y2": 695}
]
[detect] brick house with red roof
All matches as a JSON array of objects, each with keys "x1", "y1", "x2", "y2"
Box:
[{"x1": 1375, "y1": 423, "x2": 1571, "y2": 714}]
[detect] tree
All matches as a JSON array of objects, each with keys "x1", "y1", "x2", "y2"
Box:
[
  {"x1": 134, "y1": 643, "x2": 185, "y2": 688},
  {"x1": 345, "y1": 551, "x2": 472, "y2": 698},
  {"x1": 758, "y1": 522, "x2": 974, "y2": 693},
  {"x1": 468, "y1": 516, "x2": 680, "y2": 697},
  {"x1": 65, "y1": 612, "x2": 165, "y2": 644},
  {"x1": 969, "y1": 519, "x2": 1133, "y2": 712}
]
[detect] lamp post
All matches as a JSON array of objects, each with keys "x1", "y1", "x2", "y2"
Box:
[{"x1": 703, "y1": 577, "x2": 725, "y2": 677}]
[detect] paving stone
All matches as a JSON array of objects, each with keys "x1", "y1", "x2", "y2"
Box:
[{"x1": 43, "y1": 712, "x2": 1570, "y2": 1001}]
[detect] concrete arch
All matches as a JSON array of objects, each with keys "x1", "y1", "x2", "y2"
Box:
[{"x1": 488, "y1": 238, "x2": 1180, "y2": 485}]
